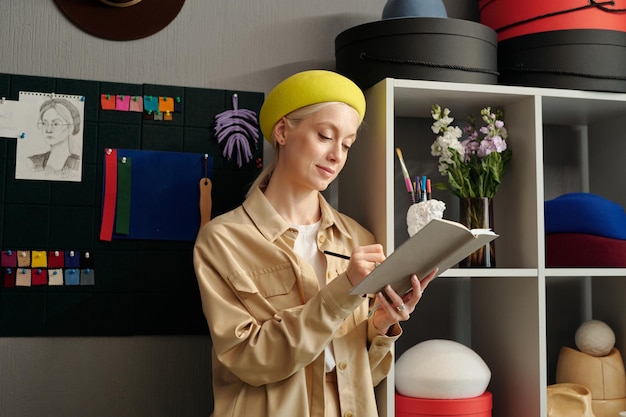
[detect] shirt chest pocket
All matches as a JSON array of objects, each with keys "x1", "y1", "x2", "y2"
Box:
[{"x1": 227, "y1": 262, "x2": 302, "y2": 314}]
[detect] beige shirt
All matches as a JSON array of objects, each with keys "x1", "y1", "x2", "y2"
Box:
[{"x1": 194, "y1": 187, "x2": 401, "y2": 417}]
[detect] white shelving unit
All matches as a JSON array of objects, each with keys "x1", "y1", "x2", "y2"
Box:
[{"x1": 338, "y1": 78, "x2": 626, "y2": 417}]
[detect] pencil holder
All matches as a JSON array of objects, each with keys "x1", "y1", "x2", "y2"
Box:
[{"x1": 407, "y1": 199, "x2": 446, "y2": 237}]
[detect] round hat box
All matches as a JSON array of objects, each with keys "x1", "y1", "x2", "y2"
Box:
[
  {"x1": 479, "y1": 0, "x2": 626, "y2": 42},
  {"x1": 335, "y1": 17, "x2": 498, "y2": 91},
  {"x1": 498, "y1": 28, "x2": 626, "y2": 92},
  {"x1": 395, "y1": 391, "x2": 493, "y2": 417}
]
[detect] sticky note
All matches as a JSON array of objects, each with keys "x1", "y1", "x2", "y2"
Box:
[
  {"x1": 116, "y1": 95, "x2": 131, "y2": 111},
  {"x1": 129, "y1": 96, "x2": 143, "y2": 112},
  {"x1": 158, "y1": 96, "x2": 174, "y2": 113},
  {"x1": 174, "y1": 96, "x2": 182, "y2": 112},
  {"x1": 101, "y1": 94, "x2": 116, "y2": 110},
  {"x1": 143, "y1": 96, "x2": 158, "y2": 113}
]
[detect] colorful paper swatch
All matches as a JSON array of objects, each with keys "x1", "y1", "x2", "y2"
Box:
[
  {"x1": 100, "y1": 149, "x2": 210, "y2": 241},
  {"x1": 115, "y1": 95, "x2": 131, "y2": 111},
  {"x1": 1, "y1": 249, "x2": 95, "y2": 288},
  {"x1": 129, "y1": 96, "x2": 143, "y2": 112},
  {"x1": 101, "y1": 94, "x2": 116, "y2": 110}
]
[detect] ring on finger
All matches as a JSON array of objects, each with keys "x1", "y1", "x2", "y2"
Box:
[
  {"x1": 395, "y1": 303, "x2": 406, "y2": 312},
  {"x1": 374, "y1": 262, "x2": 381, "y2": 268}
]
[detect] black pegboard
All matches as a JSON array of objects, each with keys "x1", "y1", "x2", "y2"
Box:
[{"x1": 0, "y1": 73, "x2": 263, "y2": 336}]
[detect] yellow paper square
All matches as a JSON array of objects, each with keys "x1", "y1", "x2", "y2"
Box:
[{"x1": 31, "y1": 250, "x2": 47, "y2": 268}]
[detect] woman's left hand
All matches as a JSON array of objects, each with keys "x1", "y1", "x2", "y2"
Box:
[{"x1": 371, "y1": 268, "x2": 438, "y2": 335}]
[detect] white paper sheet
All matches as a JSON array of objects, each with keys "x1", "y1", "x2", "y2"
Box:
[
  {"x1": 15, "y1": 91, "x2": 85, "y2": 182},
  {"x1": 0, "y1": 98, "x2": 25, "y2": 139}
]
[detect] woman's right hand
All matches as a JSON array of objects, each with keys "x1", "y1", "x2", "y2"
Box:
[{"x1": 345, "y1": 244, "x2": 386, "y2": 287}]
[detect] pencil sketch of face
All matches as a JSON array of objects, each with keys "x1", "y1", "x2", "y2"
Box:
[
  {"x1": 37, "y1": 98, "x2": 81, "y2": 150},
  {"x1": 39, "y1": 107, "x2": 72, "y2": 147},
  {"x1": 15, "y1": 93, "x2": 84, "y2": 182}
]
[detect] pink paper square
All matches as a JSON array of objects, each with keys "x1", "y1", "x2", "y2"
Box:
[
  {"x1": 129, "y1": 96, "x2": 143, "y2": 112},
  {"x1": 116, "y1": 95, "x2": 131, "y2": 111}
]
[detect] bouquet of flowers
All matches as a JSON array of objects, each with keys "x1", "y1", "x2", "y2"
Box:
[{"x1": 430, "y1": 104, "x2": 512, "y2": 199}]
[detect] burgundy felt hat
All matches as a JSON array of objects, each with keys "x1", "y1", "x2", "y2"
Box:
[{"x1": 53, "y1": 0, "x2": 186, "y2": 41}]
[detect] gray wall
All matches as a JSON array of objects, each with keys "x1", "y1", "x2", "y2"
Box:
[{"x1": 0, "y1": 1, "x2": 478, "y2": 416}]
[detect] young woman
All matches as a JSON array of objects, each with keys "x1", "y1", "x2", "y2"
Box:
[{"x1": 194, "y1": 70, "x2": 436, "y2": 417}]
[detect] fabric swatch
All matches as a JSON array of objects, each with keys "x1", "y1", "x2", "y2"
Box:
[
  {"x1": 47, "y1": 251, "x2": 65, "y2": 268},
  {"x1": 115, "y1": 157, "x2": 132, "y2": 235},
  {"x1": 31, "y1": 269, "x2": 47, "y2": 286},
  {"x1": 174, "y1": 96, "x2": 183, "y2": 112},
  {"x1": 17, "y1": 251, "x2": 30, "y2": 267},
  {"x1": 65, "y1": 251, "x2": 80, "y2": 268},
  {"x1": 80, "y1": 269, "x2": 95, "y2": 286},
  {"x1": 100, "y1": 149, "x2": 118, "y2": 241},
  {"x1": 1, "y1": 250, "x2": 17, "y2": 267},
  {"x1": 103, "y1": 149, "x2": 208, "y2": 241},
  {"x1": 16, "y1": 268, "x2": 31, "y2": 286},
  {"x1": 80, "y1": 251, "x2": 95, "y2": 269},
  {"x1": 48, "y1": 269, "x2": 64, "y2": 286},
  {"x1": 65, "y1": 268, "x2": 80, "y2": 285},
  {"x1": 3, "y1": 268, "x2": 15, "y2": 288},
  {"x1": 31, "y1": 251, "x2": 47, "y2": 268}
]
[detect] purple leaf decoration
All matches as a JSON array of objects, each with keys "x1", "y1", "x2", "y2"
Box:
[{"x1": 214, "y1": 94, "x2": 259, "y2": 168}]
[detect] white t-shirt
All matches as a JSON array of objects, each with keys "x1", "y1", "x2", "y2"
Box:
[{"x1": 292, "y1": 221, "x2": 336, "y2": 372}]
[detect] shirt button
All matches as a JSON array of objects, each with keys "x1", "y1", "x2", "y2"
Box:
[
  {"x1": 338, "y1": 362, "x2": 347, "y2": 370},
  {"x1": 319, "y1": 235, "x2": 326, "y2": 243},
  {"x1": 344, "y1": 412, "x2": 353, "y2": 417},
  {"x1": 375, "y1": 341, "x2": 385, "y2": 347}
]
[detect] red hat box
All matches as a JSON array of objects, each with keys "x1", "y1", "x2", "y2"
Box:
[
  {"x1": 478, "y1": 0, "x2": 626, "y2": 42},
  {"x1": 395, "y1": 391, "x2": 492, "y2": 417}
]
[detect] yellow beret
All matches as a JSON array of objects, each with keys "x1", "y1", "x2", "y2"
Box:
[{"x1": 259, "y1": 70, "x2": 366, "y2": 143}]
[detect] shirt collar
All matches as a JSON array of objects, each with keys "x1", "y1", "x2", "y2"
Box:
[{"x1": 243, "y1": 186, "x2": 353, "y2": 242}]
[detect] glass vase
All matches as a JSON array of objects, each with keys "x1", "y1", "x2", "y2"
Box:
[{"x1": 459, "y1": 197, "x2": 495, "y2": 267}]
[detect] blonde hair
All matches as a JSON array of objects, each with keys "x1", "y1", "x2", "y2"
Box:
[{"x1": 247, "y1": 102, "x2": 356, "y2": 196}]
